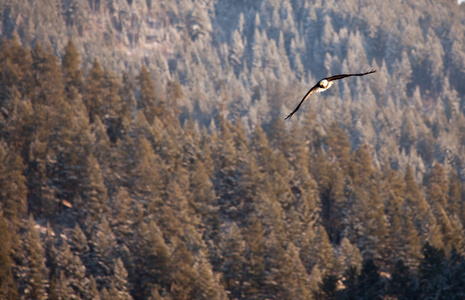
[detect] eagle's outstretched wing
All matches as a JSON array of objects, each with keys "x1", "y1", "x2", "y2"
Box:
[
  {"x1": 325, "y1": 69, "x2": 376, "y2": 82},
  {"x1": 284, "y1": 84, "x2": 320, "y2": 120}
]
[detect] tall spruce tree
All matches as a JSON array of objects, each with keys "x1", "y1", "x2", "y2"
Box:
[
  {"x1": 110, "y1": 258, "x2": 133, "y2": 300},
  {"x1": 56, "y1": 239, "x2": 88, "y2": 299},
  {"x1": 356, "y1": 259, "x2": 386, "y2": 300},
  {"x1": 221, "y1": 223, "x2": 246, "y2": 298},
  {"x1": 242, "y1": 217, "x2": 266, "y2": 298},
  {"x1": 28, "y1": 42, "x2": 65, "y2": 218},
  {"x1": 84, "y1": 59, "x2": 105, "y2": 123},
  {"x1": 0, "y1": 209, "x2": 18, "y2": 299},
  {"x1": 18, "y1": 216, "x2": 49, "y2": 300},
  {"x1": 132, "y1": 221, "x2": 171, "y2": 298},
  {"x1": 0, "y1": 36, "x2": 32, "y2": 100},
  {"x1": 62, "y1": 39, "x2": 83, "y2": 98},
  {"x1": 0, "y1": 142, "x2": 27, "y2": 227},
  {"x1": 137, "y1": 65, "x2": 163, "y2": 124},
  {"x1": 90, "y1": 217, "x2": 118, "y2": 289},
  {"x1": 81, "y1": 155, "x2": 108, "y2": 230}
]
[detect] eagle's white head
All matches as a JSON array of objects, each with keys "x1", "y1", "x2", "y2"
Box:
[
  {"x1": 319, "y1": 79, "x2": 331, "y2": 89},
  {"x1": 319, "y1": 79, "x2": 329, "y2": 89}
]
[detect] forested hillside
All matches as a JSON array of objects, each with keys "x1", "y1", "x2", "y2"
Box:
[{"x1": 1, "y1": 0, "x2": 465, "y2": 299}]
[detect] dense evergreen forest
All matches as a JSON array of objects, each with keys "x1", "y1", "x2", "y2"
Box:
[{"x1": 1, "y1": 0, "x2": 465, "y2": 299}]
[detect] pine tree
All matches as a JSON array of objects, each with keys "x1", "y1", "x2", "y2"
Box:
[
  {"x1": 111, "y1": 187, "x2": 138, "y2": 242},
  {"x1": 340, "y1": 265, "x2": 359, "y2": 299},
  {"x1": 101, "y1": 287, "x2": 111, "y2": 300},
  {"x1": 284, "y1": 243, "x2": 312, "y2": 299},
  {"x1": 27, "y1": 42, "x2": 65, "y2": 218},
  {"x1": 325, "y1": 122, "x2": 351, "y2": 171},
  {"x1": 388, "y1": 260, "x2": 419, "y2": 300},
  {"x1": 81, "y1": 155, "x2": 108, "y2": 229},
  {"x1": 88, "y1": 275, "x2": 101, "y2": 300},
  {"x1": 132, "y1": 221, "x2": 171, "y2": 298},
  {"x1": 385, "y1": 185, "x2": 404, "y2": 259},
  {"x1": 90, "y1": 217, "x2": 118, "y2": 289},
  {"x1": 71, "y1": 223, "x2": 89, "y2": 257},
  {"x1": 0, "y1": 142, "x2": 27, "y2": 227},
  {"x1": 119, "y1": 72, "x2": 136, "y2": 123},
  {"x1": 91, "y1": 117, "x2": 115, "y2": 194},
  {"x1": 166, "y1": 80, "x2": 183, "y2": 117},
  {"x1": 137, "y1": 65, "x2": 164, "y2": 124},
  {"x1": 101, "y1": 70, "x2": 126, "y2": 143},
  {"x1": 301, "y1": 225, "x2": 335, "y2": 275},
  {"x1": 212, "y1": 117, "x2": 239, "y2": 220},
  {"x1": 351, "y1": 143, "x2": 376, "y2": 186},
  {"x1": 400, "y1": 110, "x2": 418, "y2": 155},
  {"x1": 250, "y1": 123, "x2": 276, "y2": 174},
  {"x1": 424, "y1": 163, "x2": 462, "y2": 253},
  {"x1": 199, "y1": 125, "x2": 215, "y2": 176},
  {"x1": 0, "y1": 209, "x2": 18, "y2": 299},
  {"x1": 156, "y1": 168, "x2": 190, "y2": 238},
  {"x1": 426, "y1": 163, "x2": 449, "y2": 209},
  {"x1": 84, "y1": 59, "x2": 105, "y2": 123},
  {"x1": 447, "y1": 169, "x2": 462, "y2": 217},
  {"x1": 169, "y1": 237, "x2": 197, "y2": 300},
  {"x1": 188, "y1": 158, "x2": 219, "y2": 241},
  {"x1": 400, "y1": 210, "x2": 422, "y2": 267},
  {"x1": 263, "y1": 231, "x2": 294, "y2": 299},
  {"x1": 49, "y1": 271, "x2": 74, "y2": 300},
  {"x1": 62, "y1": 39, "x2": 83, "y2": 97},
  {"x1": 127, "y1": 136, "x2": 164, "y2": 210},
  {"x1": 338, "y1": 237, "x2": 363, "y2": 274},
  {"x1": 308, "y1": 265, "x2": 323, "y2": 297},
  {"x1": 418, "y1": 242, "x2": 446, "y2": 298},
  {"x1": 31, "y1": 42, "x2": 64, "y2": 106},
  {"x1": 242, "y1": 217, "x2": 266, "y2": 298},
  {"x1": 314, "y1": 274, "x2": 339, "y2": 300},
  {"x1": 190, "y1": 256, "x2": 226, "y2": 300},
  {"x1": 268, "y1": 117, "x2": 292, "y2": 158},
  {"x1": 230, "y1": 152, "x2": 266, "y2": 223},
  {"x1": 382, "y1": 163, "x2": 420, "y2": 265},
  {"x1": 287, "y1": 142, "x2": 320, "y2": 240},
  {"x1": 44, "y1": 222, "x2": 58, "y2": 282},
  {"x1": 0, "y1": 86, "x2": 35, "y2": 164},
  {"x1": 0, "y1": 36, "x2": 33, "y2": 99},
  {"x1": 346, "y1": 31, "x2": 369, "y2": 78},
  {"x1": 221, "y1": 223, "x2": 246, "y2": 298},
  {"x1": 48, "y1": 85, "x2": 92, "y2": 214},
  {"x1": 356, "y1": 259, "x2": 385, "y2": 300},
  {"x1": 56, "y1": 239, "x2": 88, "y2": 299},
  {"x1": 18, "y1": 216, "x2": 49, "y2": 300},
  {"x1": 158, "y1": 127, "x2": 184, "y2": 175},
  {"x1": 403, "y1": 164, "x2": 439, "y2": 248},
  {"x1": 69, "y1": 223, "x2": 92, "y2": 285},
  {"x1": 348, "y1": 182, "x2": 389, "y2": 262},
  {"x1": 110, "y1": 258, "x2": 133, "y2": 300},
  {"x1": 319, "y1": 163, "x2": 346, "y2": 244}
]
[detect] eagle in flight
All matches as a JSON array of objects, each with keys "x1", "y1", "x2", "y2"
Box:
[{"x1": 285, "y1": 69, "x2": 376, "y2": 120}]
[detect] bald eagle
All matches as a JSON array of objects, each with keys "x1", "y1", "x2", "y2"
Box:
[{"x1": 285, "y1": 69, "x2": 376, "y2": 120}]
